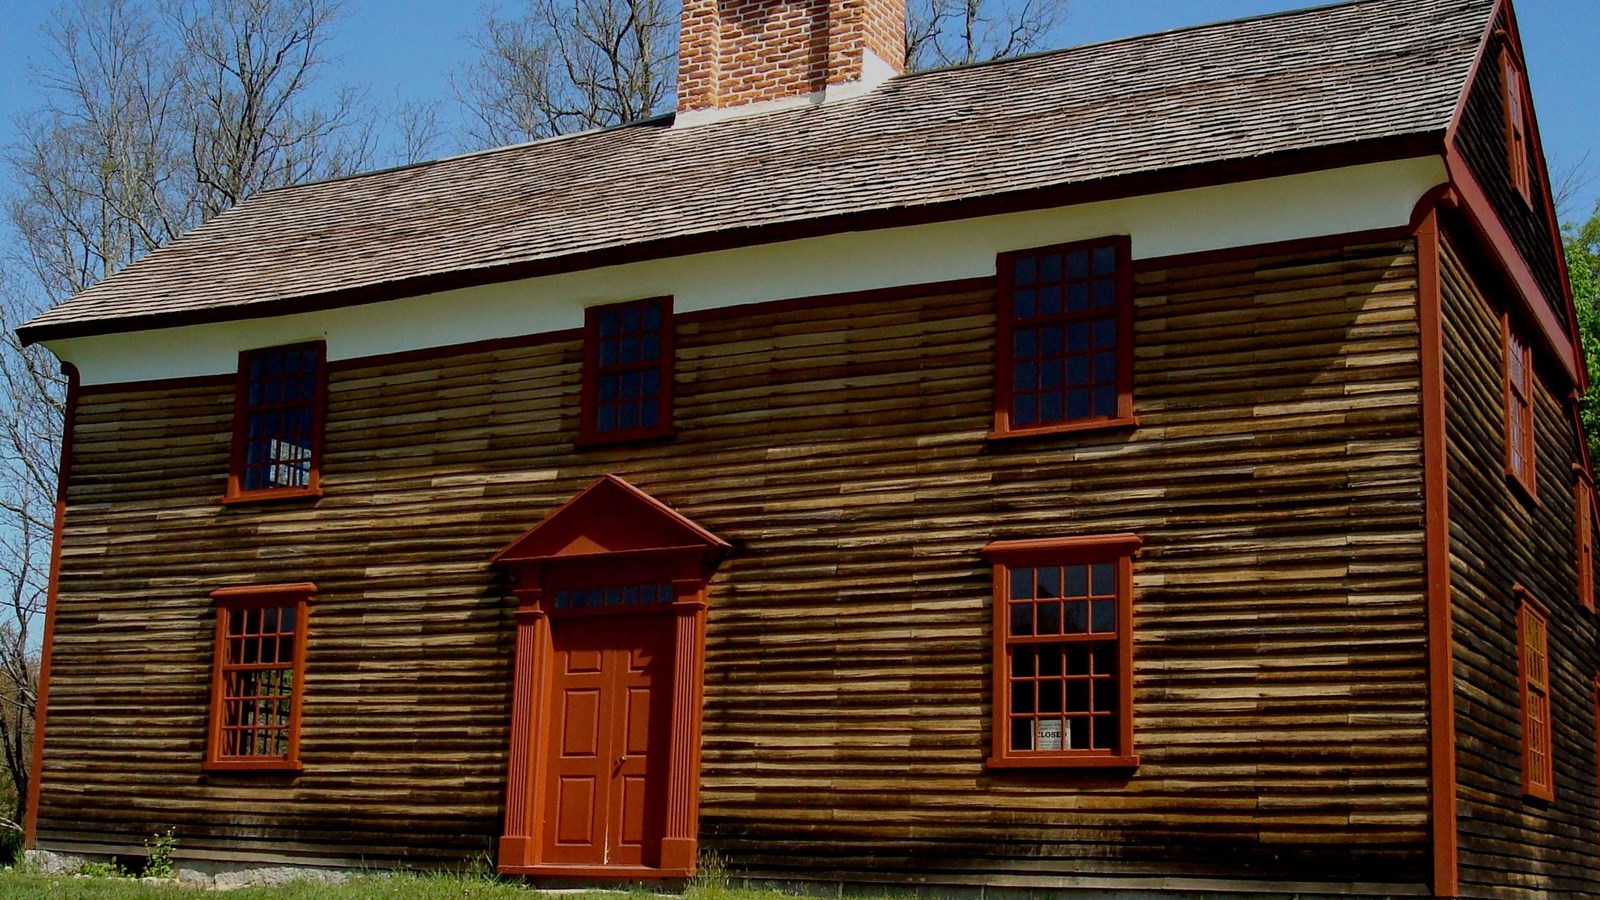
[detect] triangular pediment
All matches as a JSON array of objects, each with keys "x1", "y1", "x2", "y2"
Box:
[{"x1": 493, "y1": 475, "x2": 729, "y2": 565}]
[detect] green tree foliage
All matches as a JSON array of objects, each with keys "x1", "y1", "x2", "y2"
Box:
[{"x1": 1572, "y1": 204, "x2": 1600, "y2": 459}]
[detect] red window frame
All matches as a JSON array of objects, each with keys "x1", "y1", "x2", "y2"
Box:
[
  {"x1": 225, "y1": 341, "x2": 327, "y2": 504},
  {"x1": 579, "y1": 296, "x2": 674, "y2": 446},
  {"x1": 1578, "y1": 469, "x2": 1595, "y2": 613},
  {"x1": 982, "y1": 534, "x2": 1140, "y2": 769},
  {"x1": 992, "y1": 236, "x2": 1136, "y2": 439},
  {"x1": 1500, "y1": 47, "x2": 1531, "y2": 202},
  {"x1": 1503, "y1": 314, "x2": 1536, "y2": 499},
  {"x1": 1517, "y1": 587, "x2": 1553, "y2": 801},
  {"x1": 205, "y1": 583, "x2": 314, "y2": 772}
]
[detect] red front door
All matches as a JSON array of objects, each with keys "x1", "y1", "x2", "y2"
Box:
[{"x1": 542, "y1": 615, "x2": 672, "y2": 867}]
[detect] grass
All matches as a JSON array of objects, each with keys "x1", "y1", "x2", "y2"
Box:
[{"x1": 0, "y1": 868, "x2": 800, "y2": 899}]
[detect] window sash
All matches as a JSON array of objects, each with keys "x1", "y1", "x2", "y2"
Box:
[
  {"x1": 1504, "y1": 322, "x2": 1536, "y2": 495},
  {"x1": 580, "y1": 297, "x2": 674, "y2": 444},
  {"x1": 207, "y1": 586, "x2": 313, "y2": 770},
  {"x1": 1518, "y1": 593, "x2": 1554, "y2": 801},
  {"x1": 1579, "y1": 479, "x2": 1595, "y2": 612},
  {"x1": 1502, "y1": 49, "x2": 1531, "y2": 200},
  {"x1": 228, "y1": 342, "x2": 326, "y2": 501}
]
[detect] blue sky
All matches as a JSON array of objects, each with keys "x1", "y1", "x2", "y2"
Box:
[{"x1": 2, "y1": 0, "x2": 1597, "y2": 223}]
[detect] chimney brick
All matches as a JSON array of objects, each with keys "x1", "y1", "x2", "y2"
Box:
[{"x1": 677, "y1": 0, "x2": 905, "y2": 115}]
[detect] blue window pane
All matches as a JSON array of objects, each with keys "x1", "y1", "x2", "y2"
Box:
[
  {"x1": 300, "y1": 375, "x2": 316, "y2": 402},
  {"x1": 1067, "y1": 389, "x2": 1090, "y2": 419},
  {"x1": 1013, "y1": 363, "x2": 1037, "y2": 391},
  {"x1": 265, "y1": 376, "x2": 282, "y2": 404},
  {"x1": 1040, "y1": 253, "x2": 1061, "y2": 281},
  {"x1": 1013, "y1": 394, "x2": 1037, "y2": 426},
  {"x1": 1039, "y1": 286, "x2": 1062, "y2": 316},
  {"x1": 599, "y1": 311, "x2": 619, "y2": 337},
  {"x1": 619, "y1": 336, "x2": 639, "y2": 364},
  {"x1": 1091, "y1": 599, "x2": 1116, "y2": 633},
  {"x1": 1010, "y1": 568, "x2": 1034, "y2": 600},
  {"x1": 1092, "y1": 279, "x2": 1116, "y2": 308},
  {"x1": 1064, "y1": 602, "x2": 1088, "y2": 634},
  {"x1": 620, "y1": 371, "x2": 639, "y2": 400},
  {"x1": 1092, "y1": 562, "x2": 1116, "y2": 595},
  {"x1": 1094, "y1": 352, "x2": 1118, "y2": 383},
  {"x1": 1066, "y1": 283, "x2": 1088, "y2": 312},
  {"x1": 301, "y1": 349, "x2": 318, "y2": 374},
  {"x1": 599, "y1": 340, "x2": 617, "y2": 366},
  {"x1": 1068, "y1": 323, "x2": 1090, "y2": 352},
  {"x1": 1067, "y1": 356, "x2": 1090, "y2": 386},
  {"x1": 1010, "y1": 603, "x2": 1034, "y2": 637},
  {"x1": 1039, "y1": 391, "x2": 1064, "y2": 423},
  {"x1": 281, "y1": 351, "x2": 300, "y2": 376},
  {"x1": 1040, "y1": 325, "x2": 1064, "y2": 357},
  {"x1": 619, "y1": 403, "x2": 639, "y2": 430},
  {"x1": 1014, "y1": 329, "x2": 1037, "y2": 359},
  {"x1": 1093, "y1": 245, "x2": 1117, "y2": 275},
  {"x1": 1040, "y1": 360, "x2": 1063, "y2": 389},
  {"x1": 1093, "y1": 385, "x2": 1118, "y2": 416},
  {"x1": 598, "y1": 374, "x2": 618, "y2": 402},
  {"x1": 641, "y1": 334, "x2": 661, "y2": 362},
  {"x1": 1037, "y1": 567, "x2": 1061, "y2": 598},
  {"x1": 1067, "y1": 250, "x2": 1089, "y2": 278},
  {"x1": 598, "y1": 405, "x2": 617, "y2": 432},
  {"x1": 640, "y1": 369, "x2": 660, "y2": 399},
  {"x1": 266, "y1": 353, "x2": 283, "y2": 378},
  {"x1": 1093, "y1": 318, "x2": 1117, "y2": 348},
  {"x1": 641, "y1": 302, "x2": 661, "y2": 331},
  {"x1": 1065, "y1": 565, "x2": 1087, "y2": 597},
  {"x1": 1013, "y1": 289, "x2": 1035, "y2": 319},
  {"x1": 1014, "y1": 256, "x2": 1037, "y2": 285},
  {"x1": 621, "y1": 307, "x2": 640, "y2": 334},
  {"x1": 640, "y1": 400, "x2": 659, "y2": 427},
  {"x1": 250, "y1": 356, "x2": 264, "y2": 380}
]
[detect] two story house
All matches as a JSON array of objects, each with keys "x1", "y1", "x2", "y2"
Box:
[{"x1": 17, "y1": 0, "x2": 1596, "y2": 895}]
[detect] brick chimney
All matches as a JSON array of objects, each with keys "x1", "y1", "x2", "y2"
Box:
[{"x1": 676, "y1": 0, "x2": 905, "y2": 125}]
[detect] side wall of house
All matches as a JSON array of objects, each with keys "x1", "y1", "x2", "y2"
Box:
[
  {"x1": 36, "y1": 237, "x2": 1434, "y2": 891},
  {"x1": 1441, "y1": 230, "x2": 1600, "y2": 898}
]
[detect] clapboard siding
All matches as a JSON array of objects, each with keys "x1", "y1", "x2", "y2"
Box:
[
  {"x1": 1441, "y1": 232, "x2": 1600, "y2": 898},
  {"x1": 1451, "y1": 10, "x2": 1565, "y2": 325},
  {"x1": 37, "y1": 238, "x2": 1431, "y2": 888}
]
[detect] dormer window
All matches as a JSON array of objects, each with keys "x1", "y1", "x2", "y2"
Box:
[
  {"x1": 226, "y1": 342, "x2": 326, "y2": 503},
  {"x1": 992, "y1": 236, "x2": 1136, "y2": 438},
  {"x1": 580, "y1": 297, "x2": 674, "y2": 445},
  {"x1": 1501, "y1": 47, "x2": 1531, "y2": 202}
]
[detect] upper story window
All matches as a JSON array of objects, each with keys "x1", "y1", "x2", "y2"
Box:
[
  {"x1": 1516, "y1": 588, "x2": 1553, "y2": 801},
  {"x1": 983, "y1": 534, "x2": 1140, "y2": 769},
  {"x1": 1500, "y1": 47, "x2": 1532, "y2": 202},
  {"x1": 580, "y1": 297, "x2": 674, "y2": 445},
  {"x1": 992, "y1": 236, "x2": 1135, "y2": 438},
  {"x1": 227, "y1": 342, "x2": 326, "y2": 503},
  {"x1": 1503, "y1": 318, "x2": 1536, "y2": 498},
  {"x1": 206, "y1": 583, "x2": 314, "y2": 771},
  {"x1": 1578, "y1": 473, "x2": 1595, "y2": 612}
]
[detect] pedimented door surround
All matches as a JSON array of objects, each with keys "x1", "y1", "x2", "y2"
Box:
[{"x1": 493, "y1": 475, "x2": 729, "y2": 878}]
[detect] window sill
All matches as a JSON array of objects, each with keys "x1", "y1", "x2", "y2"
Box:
[
  {"x1": 1522, "y1": 785, "x2": 1554, "y2": 804},
  {"x1": 986, "y1": 753, "x2": 1139, "y2": 771},
  {"x1": 1505, "y1": 470, "x2": 1538, "y2": 508},
  {"x1": 575, "y1": 426, "x2": 678, "y2": 449},
  {"x1": 988, "y1": 416, "x2": 1139, "y2": 442},
  {"x1": 203, "y1": 758, "x2": 303, "y2": 773},
  {"x1": 222, "y1": 486, "x2": 324, "y2": 506}
]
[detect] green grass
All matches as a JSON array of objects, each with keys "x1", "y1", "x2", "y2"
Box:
[{"x1": 0, "y1": 869, "x2": 799, "y2": 900}]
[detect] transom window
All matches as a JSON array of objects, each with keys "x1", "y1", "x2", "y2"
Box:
[
  {"x1": 207, "y1": 584, "x2": 313, "y2": 771},
  {"x1": 993, "y1": 236, "x2": 1134, "y2": 437},
  {"x1": 228, "y1": 342, "x2": 326, "y2": 502},
  {"x1": 581, "y1": 296, "x2": 674, "y2": 444},
  {"x1": 1501, "y1": 47, "x2": 1531, "y2": 201},
  {"x1": 551, "y1": 583, "x2": 674, "y2": 610},
  {"x1": 984, "y1": 535, "x2": 1140, "y2": 768},
  {"x1": 1504, "y1": 318, "x2": 1535, "y2": 497},
  {"x1": 1517, "y1": 589, "x2": 1552, "y2": 801}
]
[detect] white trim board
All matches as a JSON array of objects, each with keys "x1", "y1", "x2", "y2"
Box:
[{"x1": 51, "y1": 156, "x2": 1447, "y2": 386}]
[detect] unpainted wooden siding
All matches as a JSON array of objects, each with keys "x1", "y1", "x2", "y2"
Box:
[
  {"x1": 1441, "y1": 232, "x2": 1600, "y2": 898},
  {"x1": 38, "y1": 238, "x2": 1431, "y2": 889}
]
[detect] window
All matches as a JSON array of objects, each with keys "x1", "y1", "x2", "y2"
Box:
[
  {"x1": 1578, "y1": 474, "x2": 1595, "y2": 612},
  {"x1": 993, "y1": 236, "x2": 1135, "y2": 438},
  {"x1": 227, "y1": 342, "x2": 326, "y2": 502},
  {"x1": 1517, "y1": 588, "x2": 1553, "y2": 801},
  {"x1": 983, "y1": 534, "x2": 1140, "y2": 768},
  {"x1": 580, "y1": 297, "x2": 673, "y2": 444},
  {"x1": 1501, "y1": 47, "x2": 1531, "y2": 201},
  {"x1": 1504, "y1": 317, "x2": 1536, "y2": 497},
  {"x1": 206, "y1": 583, "x2": 314, "y2": 771}
]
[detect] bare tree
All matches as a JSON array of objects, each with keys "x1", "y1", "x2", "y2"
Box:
[
  {"x1": 0, "y1": 0, "x2": 371, "y2": 829},
  {"x1": 454, "y1": 0, "x2": 678, "y2": 146},
  {"x1": 1551, "y1": 151, "x2": 1595, "y2": 224},
  {"x1": 906, "y1": 0, "x2": 1069, "y2": 71},
  {"x1": 392, "y1": 98, "x2": 448, "y2": 166}
]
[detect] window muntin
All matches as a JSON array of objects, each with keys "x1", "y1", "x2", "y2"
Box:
[
  {"x1": 1579, "y1": 476, "x2": 1595, "y2": 612},
  {"x1": 1518, "y1": 590, "x2": 1553, "y2": 801},
  {"x1": 551, "y1": 582, "x2": 674, "y2": 610},
  {"x1": 1504, "y1": 320, "x2": 1536, "y2": 496},
  {"x1": 985, "y1": 535, "x2": 1140, "y2": 768},
  {"x1": 581, "y1": 297, "x2": 673, "y2": 444},
  {"x1": 994, "y1": 236, "x2": 1134, "y2": 437},
  {"x1": 207, "y1": 584, "x2": 313, "y2": 771},
  {"x1": 229, "y1": 342, "x2": 325, "y2": 501},
  {"x1": 1501, "y1": 48, "x2": 1531, "y2": 201}
]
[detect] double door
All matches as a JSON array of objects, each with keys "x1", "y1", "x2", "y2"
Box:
[{"x1": 541, "y1": 615, "x2": 673, "y2": 867}]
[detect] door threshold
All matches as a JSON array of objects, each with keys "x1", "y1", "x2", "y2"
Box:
[{"x1": 499, "y1": 863, "x2": 693, "y2": 880}]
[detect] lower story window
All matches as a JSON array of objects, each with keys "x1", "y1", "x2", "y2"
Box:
[
  {"x1": 983, "y1": 534, "x2": 1140, "y2": 768},
  {"x1": 206, "y1": 583, "x2": 314, "y2": 771}
]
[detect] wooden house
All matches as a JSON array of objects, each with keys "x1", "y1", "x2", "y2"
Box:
[{"x1": 16, "y1": 0, "x2": 1597, "y2": 895}]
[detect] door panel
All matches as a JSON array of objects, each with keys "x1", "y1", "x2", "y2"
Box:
[{"x1": 540, "y1": 615, "x2": 672, "y2": 868}]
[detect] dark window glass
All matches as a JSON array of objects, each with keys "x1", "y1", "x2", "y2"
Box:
[{"x1": 236, "y1": 344, "x2": 322, "y2": 493}]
